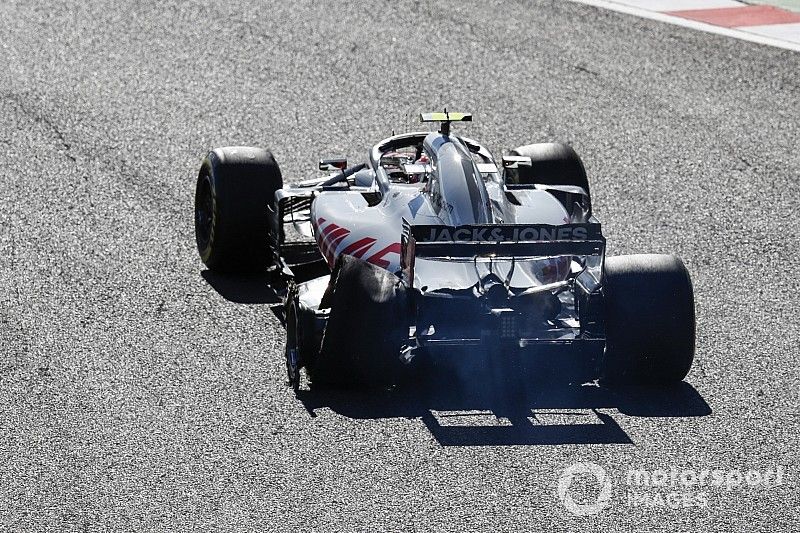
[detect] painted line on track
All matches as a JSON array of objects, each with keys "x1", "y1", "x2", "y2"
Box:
[
  {"x1": 666, "y1": 5, "x2": 800, "y2": 26},
  {"x1": 568, "y1": 0, "x2": 800, "y2": 52}
]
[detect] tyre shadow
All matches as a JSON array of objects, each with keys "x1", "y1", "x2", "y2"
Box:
[
  {"x1": 295, "y1": 363, "x2": 711, "y2": 446},
  {"x1": 200, "y1": 270, "x2": 281, "y2": 305}
]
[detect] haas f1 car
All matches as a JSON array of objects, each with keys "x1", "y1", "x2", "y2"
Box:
[{"x1": 194, "y1": 113, "x2": 695, "y2": 390}]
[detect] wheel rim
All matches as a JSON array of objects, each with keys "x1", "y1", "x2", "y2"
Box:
[
  {"x1": 195, "y1": 175, "x2": 214, "y2": 250},
  {"x1": 285, "y1": 298, "x2": 301, "y2": 390}
]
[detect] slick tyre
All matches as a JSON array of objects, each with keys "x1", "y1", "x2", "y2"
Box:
[
  {"x1": 509, "y1": 142, "x2": 590, "y2": 194},
  {"x1": 194, "y1": 146, "x2": 283, "y2": 272},
  {"x1": 308, "y1": 255, "x2": 408, "y2": 388},
  {"x1": 602, "y1": 254, "x2": 696, "y2": 385}
]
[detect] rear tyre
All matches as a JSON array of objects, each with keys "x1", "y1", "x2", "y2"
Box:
[
  {"x1": 602, "y1": 254, "x2": 695, "y2": 385},
  {"x1": 194, "y1": 146, "x2": 283, "y2": 272},
  {"x1": 509, "y1": 142, "x2": 590, "y2": 194},
  {"x1": 307, "y1": 255, "x2": 408, "y2": 388}
]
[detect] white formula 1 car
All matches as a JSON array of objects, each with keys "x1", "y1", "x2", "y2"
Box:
[{"x1": 194, "y1": 112, "x2": 695, "y2": 390}]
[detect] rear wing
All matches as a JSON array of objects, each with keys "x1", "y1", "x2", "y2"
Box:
[
  {"x1": 403, "y1": 222, "x2": 604, "y2": 256},
  {"x1": 400, "y1": 221, "x2": 605, "y2": 283}
]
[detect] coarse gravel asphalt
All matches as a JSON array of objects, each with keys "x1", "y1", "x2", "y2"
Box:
[{"x1": 0, "y1": 0, "x2": 798, "y2": 530}]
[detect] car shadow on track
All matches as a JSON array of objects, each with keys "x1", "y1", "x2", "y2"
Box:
[
  {"x1": 201, "y1": 270, "x2": 281, "y2": 304},
  {"x1": 200, "y1": 270, "x2": 711, "y2": 446},
  {"x1": 295, "y1": 365, "x2": 711, "y2": 446}
]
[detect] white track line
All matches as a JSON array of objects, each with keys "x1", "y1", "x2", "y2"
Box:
[
  {"x1": 568, "y1": 0, "x2": 800, "y2": 52},
  {"x1": 740, "y1": 21, "x2": 800, "y2": 41},
  {"x1": 613, "y1": 0, "x2": 743, "y2": 10}
]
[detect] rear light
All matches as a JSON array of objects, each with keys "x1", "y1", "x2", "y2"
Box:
[
  {"x1": 489, "y1": 308, "x2": 518, "y2": 339},
  {"x1": 500, "y1": 314, "x2": 518, "y2": 339}
]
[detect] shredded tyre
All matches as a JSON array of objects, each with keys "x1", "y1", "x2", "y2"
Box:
[{"x1": 307, "y1": 255, "x2": 409, "y2": 388}]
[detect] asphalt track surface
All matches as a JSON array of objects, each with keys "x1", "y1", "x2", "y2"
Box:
[{"x1": 0, "y1": 0, "x2": 798, "y2": 530}]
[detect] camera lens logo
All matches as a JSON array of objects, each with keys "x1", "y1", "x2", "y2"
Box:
[{"x1": 557, "y1": 462, "x2": 612, "y2": 516}]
